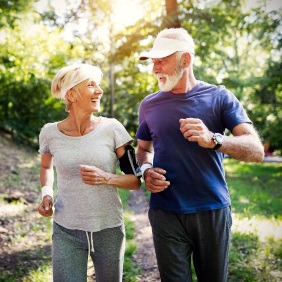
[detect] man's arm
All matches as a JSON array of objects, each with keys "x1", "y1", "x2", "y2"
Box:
[
  {"x1": 137, "y1": 139, "x2": 154, "y2": 166},
  {"x1": 137, "y1": 139, "x2": 170, "y2": 193},
  {"x1": 220, "y1": 123, "x2": 264, "y2": 162},
  {"x1": 179, "y1": 118, "x2": 264, "y2": 163}
]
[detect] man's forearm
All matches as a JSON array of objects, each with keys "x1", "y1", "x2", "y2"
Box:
[
  {"x1": 137, "y1": 147, "x2": 154, "y2": 165},
  {"x1": 219, "y1": 134, "x2": 264, "y2": 163}
]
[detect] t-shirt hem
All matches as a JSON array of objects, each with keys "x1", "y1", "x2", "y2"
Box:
[
  {"x1": 53, "y1": 219, "x2": 124, "y2": 233},
  {"x1": 149, "y1": 202, "x2": 231, "y2": 214}
]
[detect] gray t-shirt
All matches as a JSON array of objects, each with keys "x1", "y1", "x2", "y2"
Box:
[{"x1": 38, "y1": 117, "x2": 132, "y2": 232}]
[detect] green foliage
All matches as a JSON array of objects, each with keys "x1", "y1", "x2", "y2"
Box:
[
  {"x1": 0, "y1": 9, "x2": 82, "y2": 146},
  {"x1": 248, "y1": 60, "x2": 282, "y2": 153},
  {"x1": 229, "y1": 232, "x2": 259, "y2": 281},
  {"x1": 0, "y1": 0, "x2": 281, "y2": 152},
  {"x1": 123, "y1": 213, "x2": 140, "y2": 282},
  {"x1": 22, "y1": 264, "x2": 52, "y2": 282},
  {"x1": 229, "y1": 233, "x2": 282, "y2": 281},
  {"x1": 118, "y1": 190, "x2": 140, "y2": 281},
  {"x1": 0, "y1": 0, "x2": 36, "y2": 28}
]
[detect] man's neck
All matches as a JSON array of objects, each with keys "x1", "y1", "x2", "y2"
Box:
[{"x1": 171, "y1": 73, "x2": 197, "y2": 94}]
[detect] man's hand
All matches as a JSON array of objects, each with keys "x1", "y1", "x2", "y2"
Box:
[
  {"x1": 144, "y1": 167, "x2": 170, "y2": 193},
  {"x1": 38, "y1": 196, "x2": 53, "y2": 217},
  {"x1": 179, "y1": 118, "x2": 214, "y2": 148}
]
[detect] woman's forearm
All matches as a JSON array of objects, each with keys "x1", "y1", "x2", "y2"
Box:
[
  {"x1": 107, "y1": 173, "x2": 141, "y2": 190},
  {"x1": 80, "y1": 165, "x2": 141, "y2": 190},
  {"x1": 40, "y1": 167, "x2": 54, "y2": 187}
]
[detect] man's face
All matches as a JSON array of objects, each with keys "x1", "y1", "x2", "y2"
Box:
[{"x1": 152, "y1": 53, "x2": 184, "y2": 92}]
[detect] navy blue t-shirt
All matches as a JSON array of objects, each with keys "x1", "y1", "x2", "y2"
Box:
[{"x1": 136, "y1": 81, "x2": 251, "y2": 213}]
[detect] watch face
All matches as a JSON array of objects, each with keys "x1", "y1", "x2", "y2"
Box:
[{"x1": 215, "y1": 133, "x2": 223, "y2": 144}]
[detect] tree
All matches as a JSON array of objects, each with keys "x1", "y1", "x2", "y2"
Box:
[
  {"x1": 0, "y1": 0, "x2": 281, "y2": 152},
  {"x1": 165, "y1": 0, "x2": 181, "y2": 27},
  {"x1": 0, "y1": 5, "x2": 84, "y2": 145},
  {"x1": 249, "y1": 60, "x2": 282, "y2": 152}
]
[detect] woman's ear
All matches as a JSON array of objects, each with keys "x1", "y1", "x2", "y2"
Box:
[{"x1": 66, "y1": 89, "x2": 77, "y2": 103}]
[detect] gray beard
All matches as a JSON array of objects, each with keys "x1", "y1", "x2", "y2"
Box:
[{"x1": 157, "y1": 63, "x2": 184, "y2": 92}]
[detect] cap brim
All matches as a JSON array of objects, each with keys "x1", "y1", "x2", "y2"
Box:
[{"x1": 139, "y1": 50, "x2": 176, "y2": 61}]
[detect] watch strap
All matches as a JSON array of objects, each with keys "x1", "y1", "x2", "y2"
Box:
[
  {"x1": 212, "y1": 133, "x2": 223, "y2": 150},
  {"x1": 212, "y1": 143, "x2": 222, "y2": 150}
]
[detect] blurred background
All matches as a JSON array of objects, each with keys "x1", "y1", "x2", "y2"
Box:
[{"x1": 0, "y1": 0, "x2": 281, "y2": 155}]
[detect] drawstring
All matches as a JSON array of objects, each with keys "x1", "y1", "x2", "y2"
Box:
[
  {"x1": 86, "y1": 231, "x2": 95, "y2": 257},
  {"x1": 90, "y1": 232, "x2": 94, "y2": 252}
]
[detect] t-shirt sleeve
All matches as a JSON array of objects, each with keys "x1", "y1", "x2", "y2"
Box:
[
  {"x1": 38, "y1": 124, "x2": 50, "y2": 155},
  {"x1": 220, "y1": 88, "x2": 252, "y2": 132},
  {"x1": 136, "y1": 101, "x2": 152, "y2": 141},
  {"x1": 112, "y1": 119, "x2": 133, "y2": 149}
]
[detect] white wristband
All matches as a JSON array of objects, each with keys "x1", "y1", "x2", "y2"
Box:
[
  {"x1": 140, "y1": 163, "x2": 153, "y2": 178},
  {"x1": 41, "y1": 186, "x2": 53, "y2": 201}
]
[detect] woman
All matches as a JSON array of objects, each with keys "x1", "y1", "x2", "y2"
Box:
[{"x1": 37, "y1": 63, "x2": 141, "y2": 282}]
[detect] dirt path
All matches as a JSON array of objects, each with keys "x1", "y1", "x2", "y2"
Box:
[{"x1": 128, "y1": 189, "x2": 160, "y2": 282}]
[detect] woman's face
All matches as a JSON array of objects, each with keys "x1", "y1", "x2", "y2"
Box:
[{"x1": 74, "y1": 79, "x2": 103, "y2": 113}]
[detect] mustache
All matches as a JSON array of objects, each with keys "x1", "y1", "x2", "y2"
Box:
[{"x1": 154, "y1": 73, "x2": 168, "y2": 79}]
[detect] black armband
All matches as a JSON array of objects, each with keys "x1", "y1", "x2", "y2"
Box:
[{"x1": 119, "y1": 145, "x2": 142, "y2": 178}]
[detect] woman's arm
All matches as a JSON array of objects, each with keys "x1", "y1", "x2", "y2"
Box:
[
  {"x1": 80, "y1": 143, "x2": 141, "y2": 190},
  {"x1": 40, "y1": 153, "x2": 54, "y2": 187},
  {"x1": 38, "y1": 153, "x2": 54, "y2": 217}
]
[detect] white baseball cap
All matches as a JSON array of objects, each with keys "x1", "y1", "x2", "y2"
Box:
[{"x1": 139, "y1": 37, "x2": 195, "y2": 61}]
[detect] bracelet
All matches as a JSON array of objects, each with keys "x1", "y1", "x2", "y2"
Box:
[
  {"x1": 41, "y1": 186, "x2": 53, "y2": 201},
  {"x1": 140, "y1": 163, "x2": 153, "y2": 179}
]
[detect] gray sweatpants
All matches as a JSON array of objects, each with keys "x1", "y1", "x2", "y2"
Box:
[
  {"x1": 149, "y1": 206, "x2": 232, "y2": 282},
  {"x1": 52, "y1": 222, "x2": 125, "y2": 282}
]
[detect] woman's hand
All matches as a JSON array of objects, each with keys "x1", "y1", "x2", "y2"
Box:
[
  {"x1": 38, "y1": 196, "x2": 53, "y2": 217},
  {"x1": 80, "y1": 165, "x2": 111, "y2": 185}
]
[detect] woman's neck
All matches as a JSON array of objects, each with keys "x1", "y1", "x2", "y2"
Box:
[{"x1": 59, "y1": 112, "x2": 99, "y2": 136}]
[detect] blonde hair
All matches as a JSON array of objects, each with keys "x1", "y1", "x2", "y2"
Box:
[{"x1": 51, "y1": 63, "x2": 103, "y2": 100}]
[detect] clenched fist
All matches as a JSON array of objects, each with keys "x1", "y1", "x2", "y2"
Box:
[{"x1": 38, "y1": 196, "x2": 53, "y2": 217}]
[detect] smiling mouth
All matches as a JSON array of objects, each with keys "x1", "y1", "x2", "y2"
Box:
[
  {"x1": 158, "y1": 77, "x2": 167, "y2": 84},
  {"x1": 155, "y1": 73, "x2": 166, "y2": 82}
]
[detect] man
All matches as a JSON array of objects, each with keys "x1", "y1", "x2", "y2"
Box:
[{"x1": 136, "y1": 28, "x2": 264, "y2": 282}]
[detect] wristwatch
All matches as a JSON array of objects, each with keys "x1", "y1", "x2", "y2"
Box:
[{"x1": 212, "y1": 133, "x2": 224, "y2": 150}]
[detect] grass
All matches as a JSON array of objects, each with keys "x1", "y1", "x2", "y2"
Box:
[
  {"x1": 225, "y1": 158, "x2": 281, "y2": 219},
  {"x1": 226, "y1": 158, "x2": 282, "y2": 281}
]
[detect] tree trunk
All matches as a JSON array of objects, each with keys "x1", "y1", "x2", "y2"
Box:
[
  {"x1": 165, "y1": 0, "x2": 181, "y2": 28},
  {"x1": 110, "y1": 64, "x2": 115, "y2": 118}
]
